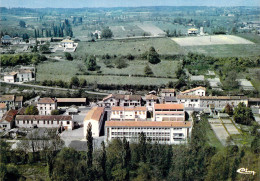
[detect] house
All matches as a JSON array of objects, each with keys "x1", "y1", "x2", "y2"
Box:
[
  {"x1": 56, "y1": 98, "x2": 87, "y2": 108},
  {"x1": 1, "y1": 35, "x2": 12, "y2": 44},
  {"x1": 15, "y1": 96, "x2": 23, "y2": 109},
  {"x1": 16, "y1": 69, "x2": 33, "y2": 82},
  {"x1": 0, "y1": 103, "x2": 7, "y2": 118},
  {"x1": 0, "y1": 95, "x2": 15, "y2": 109},
  {"x1": 98, "y1": 94, "x2": 142, "y2": 107},
  {"x1": 0, "y1": 109, "x2": 18, "y2": 130},
  {"x1": 60, "y1": 39, "x2": 75, "y2": 48},
  {"x1": 37, "y1": 37, "x2": 52, "y2": 44},
  {"x1": 110, "y1": 107, "x2": 147, "y2": 121},
  {"x1": 12, "y1": 37, "x2": 23, "y2": 44},
  {"x1": 153, "y1": 104, "x2": 185, "y2": 121},
  {"x1": 105, "y1": 121, "x2": 192, "y2": 144},
  {"x1": 65, "y1": 105, "x2": 79, "y2": 115},
  {"x1": 37, "y1": 98, "x2": 57, "y2": 115},
  {"x1": 180, "y1": 86, "x2": 206, "y2": 96},
  {"x1": 161, "y1": 89, "x2": 176, "y2": 98},
  {"x1": 15, "y1": 115, "x2": 74, "y2": 130},
  {"x1": 188, "y1": 28, "x2": 198, "y2": 35},
  {"x1": 177, "y1": 95, "x2": 201, "y2": 108},
  {"x1": 4, "y1": 72, "x2": 17, "y2": 83},
  {"x1": 84, "y1": 107, "x2": 105, "y2": 137},
  {"x1": 145, "y1": 94, "x2": 158, "y2": 111}
]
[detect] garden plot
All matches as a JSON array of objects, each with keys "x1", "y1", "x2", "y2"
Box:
[
  {"x1": 135, "y1": 22, "x2": 166, "y2": 36},
  {"x1": 207, "y1": 77, "x2": 223, "y2": 91},
  {"x1": 224, "y1": 124, "x2": 240, "y2": 135},
  {"x1": 237, "y1": 79, "x2": 255, "y2": 90},
  {"x1": 172, "y1": 35, "x2": 254, "y2": 46},
  {"x1": 209, "y1": 119, "x2": 230, "y2": 145},
  {"x1": 110, "y1": 25, "x2": 144, "y2": 38}
]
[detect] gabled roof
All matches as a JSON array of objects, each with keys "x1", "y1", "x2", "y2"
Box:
[
  {"x1": 38, "y1": 97, "x2": 56, "y2": 104},
  {"x1": 154, "y1": 104, "x2": 184, "y2": 110},
  {"x1": 111, "y1": 106, "x2": 146, "y2": 111},
  {"x1": 181, "y1": 86, "x2": 206, "y2": 94},
  {"x1": 161, "y1": 89, "x2": 175, "y2": 93},
  {"x1": 18, "y1": 69, "x2": 32, "y2": 74},
  {"x1": 105, "y1": 121, "x2": 192, "y2": 128},
  {"x1": 2, "y1": 35, "x2": 12, "y2": 40},
  {"x1": 145, "y1": 94, "x2": 158, "y2": 100},
  {"x1": 84, "y1": 107, "x2": 105, "y2": 122},
  {"x1": 61, "y1": 39, "x2": 74, "y2": 43},
  {"x1": 5, "y1": 72, "x2": 17, "y2": 76},
  {"x1": 0, "y1": 103, "x2": 7, "y2": 109},
  {"x1": 177, "y1": 95, "x2": 201, "y2": 99},
  {"x1": 15, "y1": 115, "x2": 72, "y2": 121},
  {"x1": 103, "y1": 94, "x2": 142, "y2": 101},
  {"x1": 0, "y1": 95, "x2": 15, "y2": 102},
  {"x1": 57, "y1": 98, "x2": 86, "y2": 103},
  {"x1": 1, "y1": 109, "x2": 18, "y2": 123},
  {"x1": 15, "y1": 96, "x2": 23, "y2": 102}
]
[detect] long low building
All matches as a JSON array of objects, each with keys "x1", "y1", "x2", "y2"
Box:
[
  {"x1": 110, "y1": 106, "x2": 147, "y2": 121},
  {"x1": 105, "y1": 121, "x2": 192, "y2": 144},
  {"x1": 153, "y1": 103, "x2": 185, "y2": 121},
  {"x1": 15, "y1": 115, "x2": 74, "y2": 130},
  {"x1": 57, "y1": 98, "x2": 87, "y2": 108}
]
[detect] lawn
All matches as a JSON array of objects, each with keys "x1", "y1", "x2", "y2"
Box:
[
  {"x1": 204, "y1": 119, "x2": 224, "y2": 150},
  {"x1": 74, "y1": 37, "x2": 185, "y2": 57},
  {"x1": 17, "y1": 163, "x2": 48, "y2": 180}
]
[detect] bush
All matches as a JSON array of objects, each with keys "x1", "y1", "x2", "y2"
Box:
[
  {"x1": 114, "y1": 58, "x2": 128, "y2": 69},
  {"x1": 64, "y1": 52, "x2": 73, "y2": 61},
  {"x1": 147, "y1": 47, "x2": 160, "y2": 64}
]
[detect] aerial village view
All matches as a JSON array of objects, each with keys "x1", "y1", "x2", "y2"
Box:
[{"x1": 0, "y1": 0, "x2": 259, "y2": 180}]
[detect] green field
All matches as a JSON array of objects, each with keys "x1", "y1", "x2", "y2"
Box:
[
  {"x1": 36, "y1": 59, "x2": 178, "y2": 85},
  {"x1": 74, "y1": 37, "x2": 185, "y2": 57}
]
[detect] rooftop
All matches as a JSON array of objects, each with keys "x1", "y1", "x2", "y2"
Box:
[
  {"x1": 161, "y1": 89, "x2": 175, "y2": 93},
  {"x1": 57, "y1": 98, "x2": 86, "y2": 103},
  {"x1": 0, "y1": 95, "x2": 15, "y2": 102},
  {"x1": 1, "y1": 109, "x2": 18, "y2": 123},
  {"x1": 103, "y1": 94, "x2": 142, "y2": 101},
  {"x1": 61, "y1": 39, "x2": 74, "y2": 43},
  {"x1": 181, "y1": 86, "x2": 206, "y2": 94},
  {"x1": 111, "y1": 106, "x2": 147, "y2": 111},
  {"x1": 15, "y1": 115, "x2": 72, "y2": 121},
  {"x1": 145, "y1": 94, "x2": 158, "y2": 100},
  {"x1": 105, "y1": 121, "x2": 192, "y2": 128},
  {"x1": 38, "y1": 97, "x2": 56, "y2": 104},
  {"x1": 0, "y1": 103, "x2": 7, "y2": 109},
  {"x1": 154, "y1": 104, "x2": 184, "y2": 110},
  {"x1": 84, "y1": 107, "x2": 105, "y2": 122},
  {"x1": 15, "y1": 96, "x2": 23, "y2": 102}
]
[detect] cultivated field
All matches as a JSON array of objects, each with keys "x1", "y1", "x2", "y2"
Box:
[
  {"x1": 172, "y1": 35, "x2": 254, "y2": 46},
  {"x1": 110, "y1": 24, "x2": 145, "y2": 38},
  {"x1": 135, "y1": 22, "x2": 166, "y2": 36},
  {"x1": 75, "y1": 38, "x2": 185, "y2": 56}
]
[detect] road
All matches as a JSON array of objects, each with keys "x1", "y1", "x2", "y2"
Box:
[{"x1": 0, "y1": 80, "x2": 109, "y2": 96}]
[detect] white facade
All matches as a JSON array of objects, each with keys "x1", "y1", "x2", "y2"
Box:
[
  {"x1": 105, "y1": 121, "x2": 192, "y2": 144},
  {"x1": 84, "y1": 107, "x2": 105, "y2": 138},
  {"x1": 60, "y1": 39, "x2": 75, "y2": 48},
  {"x1": 110, "y1": 107, "x2": 147, "y2": 121},
  {"x1": 181, "y1": 86, "x2": 206, "y2": 96},
  {"x1": 0, "y1": 120, "x2": 12, "y2": 129},
  {"x1": 17, "y1": 71, "x2": 33, "y2": 82},
  {"x1": 4, "y1": 74, "x2": 16, "y2": 83},
  {"x1": 15, "y1": 115, "x2": 73, "y2": 130},
  {"x1": 145, "y1": 95, "x2": 158, "y2": 111},
  {"x1": 161, "y1": 89, "x2": 176, "y2": 98},
  {"x1": 153, "y1": 104, "x2": 185, "y2": 121},
  {"x1": 99, "y1": 94, "x2": 142, "y2": 107},
  {"x1": 177, "y1": 95, "x2": 201, "y2": 108},
  {"x1": 37, "y1": 98, "x2": 57, "y2": 115}
]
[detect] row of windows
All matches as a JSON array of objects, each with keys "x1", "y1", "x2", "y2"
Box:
[
  {"x1": 112, "y1": 111, "x2": 146, "y2": 115},
  {"x1": 111, "y1": 127, "x2": 170, "y2": 130},
  {"x1": 155, "y1": 109, "x2": 183, "y2": 111},
  {"x1": 40, "y1": 107, "x2": 53, "y2": 110},
  {"x1": 111, "y1": 136, "x2": 170, "y2": 142},
  {"x1": 112, "y1": 132, "x2": 171, "y2": 136},
  {"x1": 16, "y1": 120, "x2": 70, "y2": 125}
]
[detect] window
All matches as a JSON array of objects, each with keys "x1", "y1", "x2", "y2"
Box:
[{"x1": 67, "y1": 121, "x2": 70, "y2": 125}]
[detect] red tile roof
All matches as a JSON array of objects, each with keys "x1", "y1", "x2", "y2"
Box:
[
  {"x1": 84, "y1": 107, "x2": 105, "y2": 122},
  {"x1": 38, "y1": 97, "x2": 56, "y2": 104},
  {"x1": 0, "y1": 95, "x2": 15, "y2": 102},
  {"x1": 0, "y1": 103, "x2": 7, "y2": 109},
  {"x1": 57, "y1": 98, "x2": 86, "y2": 103},
  {"x1": 105, "y1": 121, "x2": 192, "y2": 128},
  {"x1": 1, "y1": 109, "x2": 18, "y2": 123},
  {"x1": 181, "y1": 86, "x2": 206, "y2": 94},
  {"x1": 145, "y1": 94, "x2": 158, "y2": 100},
  {"x1": 15, "y1": 96, "x2": 23, "y2": 102},
  {"x1": 103, "y1": 94, "x2": 141, "y2": 101},
  {"x1": 161, "y1": 89, "x2": 175, "y2": 93},
  {"x1": 154, "y1": 104, "x2": 184, "y2": 110},
  {"x1": 15, "y1": 115, "x2": 72, "y2": 121}
]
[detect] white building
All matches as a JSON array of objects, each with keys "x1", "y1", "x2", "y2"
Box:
[
  {"x1": 16, "y1": 69, "x2": 33, "y2": 82},
  {"x1": 99, "y1": 94, "x2": 142, "y2": 107},
  {"x1": 145, "y1": 94, "x2": 158, "y2": 111},
  {"x1": 188, "y1": 28, "x2": 198, "y2": 35},
  {"x1": 84, "y1": 107, "x2": 105, "y2": 138},
  {"x1": 105, "y1": 121, "x2": 192, "y2": 144},
  {"x1": 177, "y1": 95, "x2": 201, "y2": 108},
  {"x1": 153, "y1": 104, "x2": 185, "y2": 121},
  {"x1": 161, "y1": 89, "x2": 176, "y2": 98},
  {"x1": 60, "y1": 39, "x2": 75, "y2": 48},
  {"x1": 15, "y1": 115, "x2": 74, "y2": 130},
  {"x1": 0, "y1": 95, "x2": 23, "y2": 109},
  {"x1": 37, "y1": 98, "x2": 57, "y2": 115},
  {"x1": 110, "y1": 107, "x2": 147, "y2": 121},
  {"x1": 4, "y1": 72, "x2": 17, "y2": 83},
  {"x1": 180, "y1": 86, "x2": 206, "y2": 96},
  {"x1": 0, "y1": 109, "x2": 17, "y2": 130}
]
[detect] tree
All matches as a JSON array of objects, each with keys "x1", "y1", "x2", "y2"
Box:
[
  {"x1": 87, "y1": 55, "x2": 97, "y2": 71},
  {"x1": 25, "y1": 105, "x2": 39, "y2": 115},
  {"x1": 39, "y1": 43, "x2": 50, "y2": 53},
  {"x1": 147, "y1": 47, "x2": 160, "y2": 64},
  {"x1": 233, "y1": 102, "x2": 255, "y2": 125},
  {"x1": 19, "y1": 20, "x2": 26, "y2": 28},
  {"x1": 79, "y1": 78, "x2": 87, "y2": 87},
  {"x1": 64, "y1": 52, "x2": 73, "y2": 61},
  {"x1": 51, "y1": 109, "x2": 60, "y2": 115},
  {"x1": 101, "y1": 27, "x2": 113, "y2": 39},
  {"x1": 139, "y1": 132, "x2": 147, "y2": 162},
  {"x1": 86, "y1": 123, "x2": 93, "y2": 168},
  {"x1": 224, "y1": 104, "x2": 233, "y2": 116},
  {"x1": 122, "y1": 138, "x2": 131, "y2": 180},
  {"x1": 100, "y1": 141, "x2": 107, "y2": 181},
  {"x1": 144, "y1": 64, "x2": 154, "y2": 76},
  {"x1": 70, "y1": 76, "x2": 79, "y2": 87}
]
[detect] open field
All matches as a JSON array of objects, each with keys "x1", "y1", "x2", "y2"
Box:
[
  {"x1": 75, "y1": 38, "x2": 185, "y2": 56},
  {"x1": 172, "y1": 35, "x2": 254, "y2": 46},
  {"x1": 110, "y1": 24, "x2": 145, "y2": 38},
  {"x1": 36, "y1": 60, "x2": 178, "y2": 85},
  {"x1": 135, "y1": 21, "x2": 166, "y2": 36}
]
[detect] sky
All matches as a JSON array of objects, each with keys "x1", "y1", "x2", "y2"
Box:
[{"x1": 0, "y1": 0, "x2": 259, "y2": 8}]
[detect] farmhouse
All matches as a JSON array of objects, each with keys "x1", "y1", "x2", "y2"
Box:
[
  {"x1": 4, "y1": 69, "x2": 34, "y2": 83},
  {"x1": 60, "y1": 39, "x2": 75, "y2": 48},
  {"x1": 0, "y1": 109, "x2": 18, "y2": 130},
  {"x1": 177, "y1": 95, "x2": 201, "y2": 108},
  {"x1": 153, "y1": 104, "x2": 185, "y2": 121},
  {"x1": 0, "y1": 103, "x2": 7, "y2": 116},
  {"x1": 37, "y1": 97, "x2": 57, "y2": 115},
  {"x1": 4, "y1": 72, "x2": 17, "y2": 83},
  {"x1": 56, "y1": 98, "x2": 87, "y2": 108},
  {"x1": 161, "y1": 89, "x2": 176, "y2": 97},
  {"x1": 188, "y1": 28, "x2": 198, "y2": 35},
  {"x1": 0, "y1": 95, "x2": 23, "y2": 109},
  {"x1": 99, "y1": 94, "x2": 142, "y2": 107},
  {"x1": 84, "y1": 107, "x2": 105, "y2": 137},
  {"x1": 15, "y1": 115, "x2": 74, "y2": 130},
  {"x1": 1, "y1": 35, "x2": 12, "y2": 44},
  {"x1": 180, "y1": 86, "x2": 206, "y2": 96},
  {"x1": 105, "y1": 121, "x2": 192, "y2": 144},
  {"x1": 110, "y1": 107, "x2": 147, "y2": 121}
]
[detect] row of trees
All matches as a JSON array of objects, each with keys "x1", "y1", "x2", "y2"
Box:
[{"x1": 0, "y1": 53, "x2": 47, "y2": 66}]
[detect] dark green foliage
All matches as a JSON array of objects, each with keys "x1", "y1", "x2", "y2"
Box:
[
  {"x1": 86, "y1": 123, "x2": 93, "y2": 168},
  {"x1": 19, "y1": 20, "x2": 26, "y2": 28},
  {"x1": 0, "y1": 53, "x2": 47, "y2": 66},
  {"x1": 25, "y1": 105, "x2": 39, "y2": 115},
  {"x1": 51, "y1": 109, "x2": 60, "y2": 115},
  {"x1": 233, "y1": 102, "x2": 255, "y2": 125},
  {"x1": 225, "y1": 103, "x2": 234, "y2": 116},
  {"x1": 223, "y1": 71, "x2": 239, "y2": 90},
  {"x1": 86, "y1": 55, "x2": 98, "y2": 71},
  {"x1": 101, "y1": 27, "x2": 113, "y2": 39},
  {"x1": 114, "y1": 58, "x2": 128, "y2": 69},
  {"x1": 144, "y1": 64, "x2": 153, "y2": 76},
  {"x1": 39, "y1": 42, "x2": 50, "y2": 53},
  {"x1": 70, "y1": 76, "x2": 79, "y2": 88},
  {"x1": 64, "y1": 52, "x2": 73, "y2": 61},
  {"x1": 147, "y1": 46, "x2": 161, "y2": 64}
]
